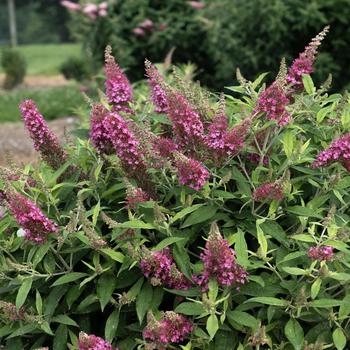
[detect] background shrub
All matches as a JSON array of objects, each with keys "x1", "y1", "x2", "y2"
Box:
[
  {"x1": 60, "y1": 56, "x2": 92, "y2": 82},
  {"x1": 68, "y1": 0, "x2": 350, "y2": 90},
  {"x1": 1, "y1": 48, "x2": 27, "y2": 89}
]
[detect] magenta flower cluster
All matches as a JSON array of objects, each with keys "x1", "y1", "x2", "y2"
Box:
[
  {"x1": 145, "y1": 61, "x2": 169, "y2": 113},
  {"x1": 61, "y1": 1, "x2": 108, "y2": 19},
  {"x1": 19, "y1": 100, "x2": 68, "y2": 170},
  {"x1": 287, "y1": 26, "x2": 329, "y2": 89},
  {"x1": 78, "y1": 332, "x2": 116, "y2": 350},
  {"x1": 90, "y1": 103, "x2": 114, "y2": 154},
  {"x1": 253, "y1": 182, "x2": 284, "y2": 202},
  {"x1": 193, "y1": 225, "x2": 248, "y2": 290},
  {"x1": 104, "y1": 47, "x2": 133, "y2": 112},
  {"x1": 5, "y1": 191, "x2": 58, "y2": 243},
  {"x1": 255, "y1": 83, "x2": 290, "y2": 126},
  {"x1": 167, "y1": 92, "x2": 204, "y2": 149},
  {"x1": 103, "y1": 113, "x2": 146, "y2": 175},
  {"x1": 140, "y1": 247, "x2": 191, "y2": 290},
  {"x1": 175, "y1": 156, "x2": 209, "y2": 190},
  {"x1": 308, "y1": 246, "x2": 334, "y2": 261},
  {"x1": 143, "y1": 311, "x2": 193, "y2": 345},
  {"x1": 154, "y1": 137, "x2": 178, "y2": 159},
  {"x1": 312, "y1": 133, "x2": 350, "y2": 171}
]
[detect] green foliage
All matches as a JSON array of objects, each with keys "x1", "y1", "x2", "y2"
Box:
[
  {"x1": 60, "y1": 56, "x2": 92, "y2": 82},
  {"x1": 2, "y1": 55, "x2": 350, "y2": 349},
  {"x1": 1, "y1": 48, "x2": 26, "y2": 89},
  {"x1": 69, "y1": 0, "x2": 350, "y2": 90}
]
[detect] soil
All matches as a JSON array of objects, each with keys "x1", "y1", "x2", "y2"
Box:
[
  {"x1": 0, "y1": 117, "x2": 77, "y2": 166},
  {"x1": 0, "y1": 74, "x2": 69, "y2": 89}
]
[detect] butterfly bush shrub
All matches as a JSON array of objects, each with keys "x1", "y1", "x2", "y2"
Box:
[{"x1": 2, "y1": 28, "x2": 350, "y2": 350}]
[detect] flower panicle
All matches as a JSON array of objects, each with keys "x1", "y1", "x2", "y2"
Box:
[
  {"x1": 308, "y1": 246, "x2": 333, "y2": 261},
  {"x1": 143, "y1": 311, "x2": 193, "y2": 345},
  {"x1": 140, "y1": 247, "x2": 191, "y2": 290},
  {"x1": 252, "y1": 182, "x2": 284, "y2": 202},
  {"x1": 193, "y1": 223, "x2": 248, "y2": 290},
  {"x1": 145, "y1": 60, "x2": 169, "y2": 113},
  {"x1": 287, "y1": 26, "x2": 330, "y2": 89},
  {"x1": 104, "y1": 46, "x2": 133, "y2": 112},
  {"x1": 19, "y1": 99, "x2": 68, "y2": 170},
  {"x1": 5, "y1": 190, "x2": 58, "y2": 244},
  {"x1": 174, "y1": 153, "x2": 209, "y2": 190},
  {"x1": 78, "y1": 332, "x2": 117, "y2": 350}
]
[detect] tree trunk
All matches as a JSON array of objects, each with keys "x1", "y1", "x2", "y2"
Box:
[{"x1": 8, "y1": 0, "x2": 17, "y2": 47}]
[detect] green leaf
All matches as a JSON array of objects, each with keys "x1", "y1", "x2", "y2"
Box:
[
  {"x1": 206, "y1": 314, "x2": 219, "y2": 340},
  {"x1": 282, "y1": 130, "x2": 296, "y2": 159},
  {"x1": 100, "y1": 248, "x2": 124, "y2": 263},
  {"x1": 333, "y1": 328, "x2": 346, "y2": 350},
  {"x1": 291, "y1": 234, "x2": 315, "y2": 243},
  {"x1": 256, "y1": 220, "x2": 268, "y2": 258},
  {"x1": 208, "y1": 279, "x2": 219, "y2": 302},
  {"x1": 97, "y1": 273, "x2": 116, "y2": 311},
  {"x1": 105, "y1": 309, "x2": 120, "y2": 343},
  {"x1": 16, "y1": 277, "x2": 33, "y2": 310},
  {"x1": 152, "y1": 237, "x2": 186, "y2": 251},
  {"x1": 6, "y1": 324, "x2": 36, "y2": 339},
  {"x1": 339, "y1": 294, "x2": 350, "y2": 319},
  {"x1": 278, "y1": 251, "x2": 305, "y2": 264},
  {"x1": 282, "y1": 267, "x2": 307, "y2": 276},
  {"x1": 181, "y1": 206, "x2": 217, "y2": 228},
  {"x1": 117, "y1": 220, "x2": 155, "y2": 229},
  {"x1": 52, "y1": 315, "x2": 78, "y2": 327},
  {"x1": 285, "y1": 318, "x2": 304, "y2": 350},
  {"x1": 53, "y1": 324, "x2": 68, "y2": 350},
  {"x1": 329, "y1": 272, "x2": 350, "y2": 281},
  {"x1": 260, "y1": 221, "x2": 287, "y2": 244},
  {"x1": 175, "y1": 302, "x2": 206, "y2": 316},
  {"x1": 234, "y1": 230, "x2": 249, "y2": 267},
  {"x1": 302, "y1": 74, "x2": 315, "y2": 94},
  {"x1": 310, "y1": 299, "x2": 343, "y2": 308},
  {"x1": 311, "y1": 278, "x2": 322, "y2": 299},
  {"x1": 245, "y1": 297, "x2": 287, "y2": 307},
  {"x1": 51, "y1": 272, "x2": 88, "y2": 287},
  {"x1": 287, "y1": 206, "x2": 322, "y2": 219},
  {"x1": 136, "y1": 282, "x2": 153, "y2": 323},
  {"x1": 171, "y1": 204, "x2": 204, "y2": 223},
  {"x1": 227, "y1": 310, "x2": 259, "y2": 330},
  {"x1": 36, "y1": 290, "x2": 42, "y2": 315}
]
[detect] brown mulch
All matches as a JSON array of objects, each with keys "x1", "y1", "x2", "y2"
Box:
[
  {"x1": 0, "y1": 74, "x2": 69, "y2": 89},
  {"x1": 0, "y1": 117, "x2": 77, "y2": 166}
]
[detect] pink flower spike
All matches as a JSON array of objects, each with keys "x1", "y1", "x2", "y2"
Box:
[
  {"x1": 102, "y1": 112, "x2": 146, "y2": 177},
  {"x1": 104, "y1": 46, "x2": 133, "y2": 111},
  {"x1": 255, "y1": 82, "x2": 290, "y2": 126},
  {"x1": 287, "y1": 26, "x2": 330, "y2": 89},
  {"x1": 140, "y1": 247, "x2": 191, "y2": 290},
  {"x1": 167, "y1": 92, "x2": 204, "y2": 149},
  {"x1": 252, "y1": 182, "x2": 284, "y2": 202},
  {"x1": 308, "y1": 246, "x2": 333, "y2": 261},
  {"x1": 98, "y1": 1, "x2": 108, "y2": 10},
  {"x1": 132, "y1": 27, "x2": 146, "y2": 37},
  {"x1": 193, "y1": 223, "x2": 247, "y2": 290},
  {"x1": 78, "y1": 332, "x2": 117, "y2": 350},
  {"x1": 143, "y1": 311, "x2": 193, "y2": 345},
  {"x1": 140, "y1": 19, "x2": 154, "y2": 30},
  {"x1": 175, "y1": 155, "x2": 209, "y2": 190},
  {"x1": 312, "y1": 133, "x2": 350, "y2": 170},
  {"x1": 90, "y1": 103, "x2": 114, "y2": 154},
  {"x1": 5, "y1": 191, "x2": 58, "y2": 244},
  {"x1": 60, "y1": 0, "x2": 81, "y2": 11},
  {"x1": 19, "y1": 99, "x2": 69, "y2": 170},
  {"x1": 145, "y1": 60, "x2": 169, "y2": 113},
  {"x1": 188, "y1": 1, "x2": 206, "y2": 9}
]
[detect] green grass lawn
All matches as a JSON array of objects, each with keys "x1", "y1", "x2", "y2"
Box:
[
  {"x1": 0, "y1": 85, "x2": 86, "y2": 123},
  {"x1": 0, "y1": 43, "x2": 81, "y2": 76}
]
